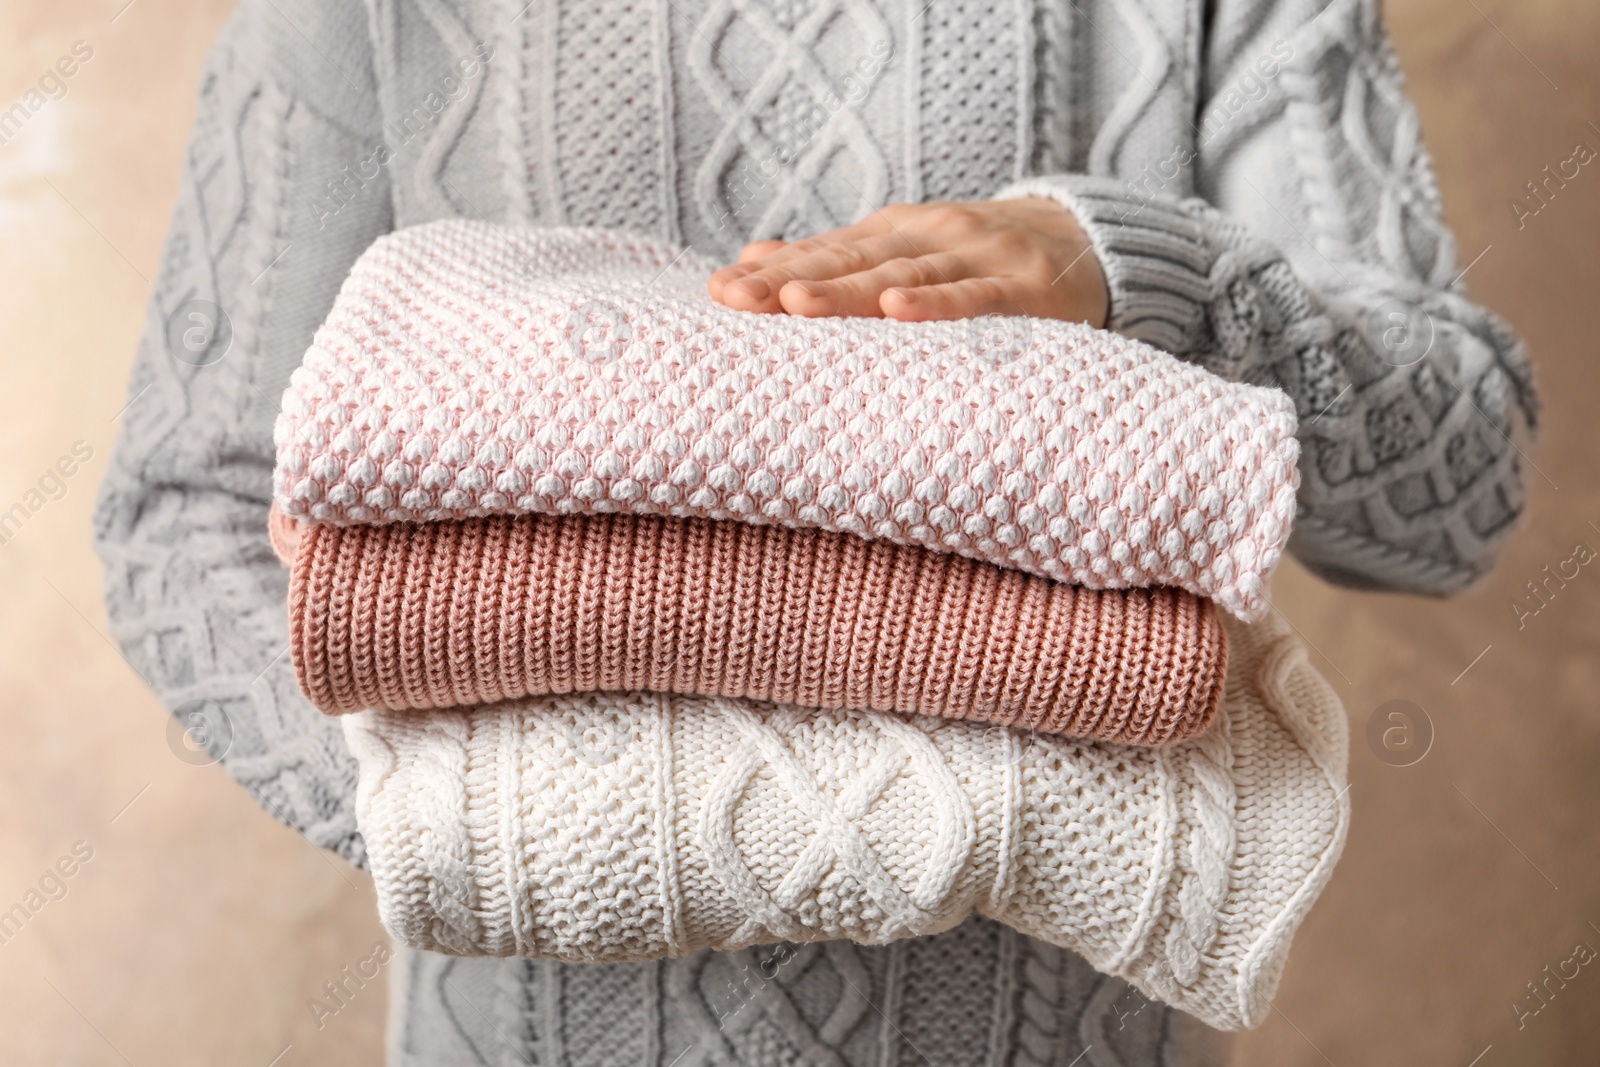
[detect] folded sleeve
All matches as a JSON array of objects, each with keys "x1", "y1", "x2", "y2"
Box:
[
  {"x1": 91, "y1": 0, "x2": 394, "y2": 864},
  {"x1": 995, "y1": 0, "x2": 1537, "y2": 595}
]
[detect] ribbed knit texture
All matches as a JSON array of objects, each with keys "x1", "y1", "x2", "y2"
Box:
[
  {"x1": 278, "y1": 507, "x2": 1227, "y2": 744},
  {"x1": 94, "y1": 0, "x2": 1532, "y2": 1058},
  {"x1": 345, "y1": 607, "x2": 1350, "y2": 1032},
  {"x1": 272, "y1": 222, "x2": 1302, "y2": 621}
]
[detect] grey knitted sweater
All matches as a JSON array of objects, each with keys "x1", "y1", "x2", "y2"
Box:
[{"x1": 94, "y1": 0, "x2": 1534, "y2": 1062}]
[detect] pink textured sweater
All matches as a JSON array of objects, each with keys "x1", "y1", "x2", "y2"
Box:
[
  {"x1": 273, "y1": 222, "x2": 1299, "y2": 619},
  {"x1": 272, "y1": 508, "x2": 1227, "y2": 745}
]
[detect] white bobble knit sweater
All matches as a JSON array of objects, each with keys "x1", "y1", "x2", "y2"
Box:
[{"x1": 346, "y1": 609, "x2": 1349, "y2": 1032}]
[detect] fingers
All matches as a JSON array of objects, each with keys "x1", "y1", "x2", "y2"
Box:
[
  {"x1": 713, "y1": 231, "x2": 922, "y2": 312},
  {"x1": 738, "y1": 239, "x2": 786, "y2": 263},
  {"x1": 707, "y1": 207, "x2": 910, "y2": 308},
  {"x1": 777, "y1": 253, "x2": 967, "y2": 318},
  {"x1": 703, "y1": 200, "x2": 1102, "y2": 326},
  {"x1": 707, "y1": 240, "x2": 792, "y2": 303},
  {"x1": 707, "y1": 247, "x2": 768, "y2": 303},
  {"x1": 879, "y1": 276, "x2": 1019, "y2": 321}
]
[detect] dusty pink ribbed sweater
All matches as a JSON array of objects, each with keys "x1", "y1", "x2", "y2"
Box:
[{"x1": 272, "y1": 508, "x2": 1227, "y2": 745}]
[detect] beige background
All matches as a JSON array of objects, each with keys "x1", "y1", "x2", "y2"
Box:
[{"x1": 1, "y1": 1, "x2": 1595, "y2": 1064}]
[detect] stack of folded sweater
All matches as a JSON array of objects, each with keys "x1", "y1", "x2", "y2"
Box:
[{"x1": 269, "y1": 220, "x2": 1350, "y2": 1031}]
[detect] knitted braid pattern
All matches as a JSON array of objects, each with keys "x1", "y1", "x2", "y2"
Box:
[
  {"x1": 997, "y1": 0, "x2": 1538, "y2": 596},
  {"x1": 387, "y1": 925, "x2": 1231, "y2": 1066},
  {"x1": 1199, "y1": 214, "x2": 1528, "y2": 591},
  {"x1": 1161, "y1": 709, "x2": 1235, "y2": 988},
  {"x1": 413, "y1": 712, "x2": 484, "y2": 954},
  {"x1": 345, "y1": 608, "x2": 1349, "y2": 1031},
  {"x1": 92, "y1": 0, "x2": 384, "y2": 866},
  {"x1": 272, "y1": 222, "x2": 1301, "y2": 620},
  {"x1": 1267, "y1": 0, "x2": 1538, "y2": 589},
  {"x1": 98, "y1": 0, "x2": 1492, "y2": 1057}
]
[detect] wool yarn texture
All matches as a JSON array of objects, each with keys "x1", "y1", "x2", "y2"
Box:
[
  {"x1": 344, "y1": 607, "x2": 1349, "y2": 1032},
  {"x1": 272, "y1": 222, "x2": 1301, "y2": 620},
  {"x1": 274, "y1": 506, "x2": 1227, "y2": 745}
]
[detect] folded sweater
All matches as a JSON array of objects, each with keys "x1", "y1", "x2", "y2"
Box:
[
  {"x1": 273, "y1": 222, "x2": 1300, "y2": 619},
  {"x1": 273, "y1": 507, "x2": 1227, "y2": 745},
  {"x1": 344, "y1": 606, "x2": 1350, "y2": 1032}
]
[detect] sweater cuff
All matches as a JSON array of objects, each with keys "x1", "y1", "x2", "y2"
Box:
[{"x1": 993, "y1": 174, "x2": 1216, "y2": 356}]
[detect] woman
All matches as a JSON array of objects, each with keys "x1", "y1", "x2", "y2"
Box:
[{"x1": 94, "y1": 0, "x2": 1534, "y2": 1062}]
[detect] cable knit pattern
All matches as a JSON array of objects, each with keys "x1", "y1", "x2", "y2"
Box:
[
  {"x1": 272, "y1": 222, "x2": 1301, "y2": 619},
  {"x1": 93, "y1": 0, "x2": 385, "y2": 867},
  {"x1": 995, "y1": 0, "x2": 1538, "y2": 595},
  {"x1": 385, "y1": 929, "x2": 1232, "y2": 1067},
  {"x1": 97, "y1": 0, "x2": 1521, "y2": 1057},
  {"x1": 346, "y1": 608, "x2": 1347, "y2": 1031},
  {"x1": 277, "y1": 507, "x2": 1227, "y2": 742}
]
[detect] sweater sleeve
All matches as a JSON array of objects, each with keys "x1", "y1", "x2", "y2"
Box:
[
  {"x1": 995, "y1": 0, "x2": 1538, "y2": 595},
  {"x1": 91, "y1": 0, "x2": 393, "y2": 865}
]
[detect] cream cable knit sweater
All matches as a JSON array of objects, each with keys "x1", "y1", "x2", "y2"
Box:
[
  {"x1": 93, "y1": 0, "x2": 1532, "y2": 1060},
  {"x1": 347, "y1": 609, "x2": 1349, "y2": 1032}
]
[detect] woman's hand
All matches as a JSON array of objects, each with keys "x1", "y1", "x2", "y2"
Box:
[{"x1": 707, "y1": 197, "x2": 1108, "y2": 327}]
